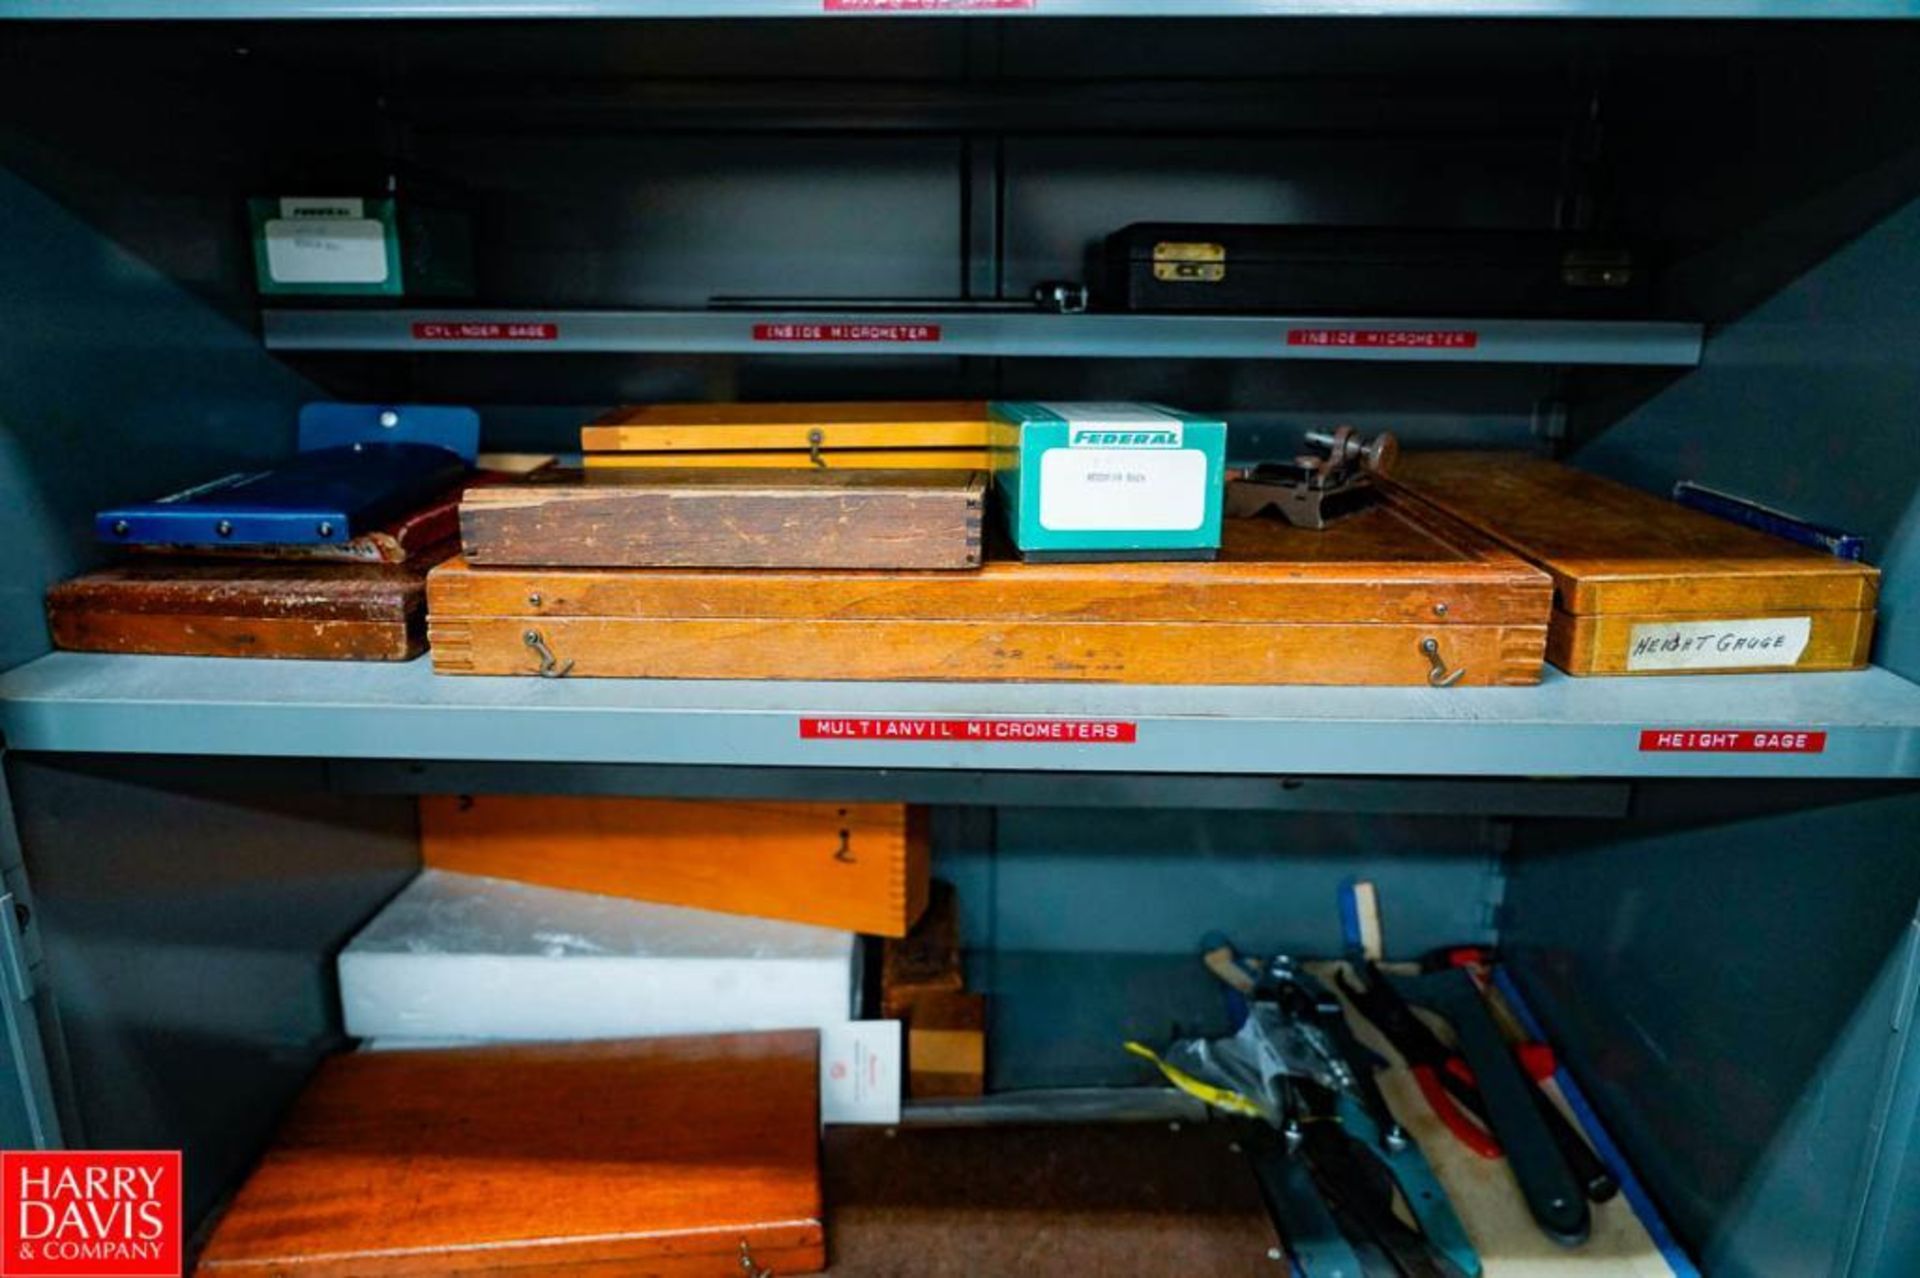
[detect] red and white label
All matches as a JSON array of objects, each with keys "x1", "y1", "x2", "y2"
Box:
[
  {"x1": 411, "y1": 321, "x2": 558, "y2": 342},
  {"x1": 801, "y1": 716, "x2": 1135, "y2": 743},
  {"x1": 753, "y1": 323, "x2": 942, "y2": 344},
  {"x1": 1, "y1": 1151, "x2": 181, "y2": 1278},
  {"x1": 1638, "y1": 729, "x2": 1828, "y2": 754},
  {"x1": 825, "y1": 0, "x2": 1035, "y2": 10},
  {"x1": 1287, "y1": 328, "x2": 1479, "y2": 351}
]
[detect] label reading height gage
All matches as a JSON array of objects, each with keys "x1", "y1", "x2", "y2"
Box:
[{"x1": 1625, "y1": 616, "x2": 1812, "y2": 672}]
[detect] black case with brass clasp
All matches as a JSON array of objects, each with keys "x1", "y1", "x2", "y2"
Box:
[{"x1": 1099, "y1": 223, "x2": 1647, "y2": 317}]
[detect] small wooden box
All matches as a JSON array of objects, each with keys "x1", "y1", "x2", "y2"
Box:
[
  {"x1": 195, "y1": 1034, "x2": 824, "y2": 1277},
  {"x1": 418, "y1": 796, "x2": 931, "y2": 937},
  {"x1": 460, "y1": 468, "x2": 986, "y2": 570},
  {"x1": 1393, "y1": 453, "x2": 1879, "y2": 676},
  {"x1": 428, "y1": 489, "x2": 1553, "y2": 685},
  {"x1": 47, "y1": 559, "x2": 442, "y2": 661}
]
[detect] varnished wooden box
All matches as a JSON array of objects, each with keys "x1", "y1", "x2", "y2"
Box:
[
  {"x1": 582, "y1": 400, "x2": 991, "y2": 470},
  {"x1": 427, "y1": 489, "x2": 1552, "y2": 686},
  {"x1": 47, "y1": 559, "x2": 443, "y2": 661},
  {"x1": 460, "y1": 468, "x2": 986, "y2": 570},
  {"x1": 419, "y1": 796, "x2": 931, "y2": 936},
  {"x1": 1393, "y1": 453, "x2": 1879, "y2": 676},
  {"x1": 195, "y1": 1033, "x2": 824, "y2": 1277}
]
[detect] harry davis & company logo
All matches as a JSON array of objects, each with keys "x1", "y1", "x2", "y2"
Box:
[{"x1": 2, "y1": 1151, "x2": 181, "y2": 1278}]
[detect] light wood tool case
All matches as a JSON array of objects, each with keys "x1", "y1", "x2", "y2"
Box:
[
  {"x1": 1393, "y1": 452, "x2": 1878, "y2": 675},
  {"x1": 427, "y1": 486, "x2": 1553, "y2": 686}
]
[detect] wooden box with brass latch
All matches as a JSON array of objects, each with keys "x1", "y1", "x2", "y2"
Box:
[
  {"x1": 1390, "y1": 452, "x2": 1879, "y2": 676},
  {"x1": 581, "y1": 400, "x2": 992, "y2": 471},
  {"x1": 426, "y1": 487, "x2": 1552, "y2": 686},
  {"x1": 418, "y1": 795, "x2": 931, "y2": 937}
]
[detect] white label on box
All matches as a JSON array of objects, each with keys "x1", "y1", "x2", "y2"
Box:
[
  {"x1": 1626, "y1": 616, "x2": 1812, "y2": 671},
  {"x1": 1039, "y1": 401, "x2": 1185, "y2": 449},
  {"x1": 1039, "y1": 447, "x2": 1207, "y2": 531},
  {"x1": 279, "y1": 196, "x2": 365, "y2": 219},
  {"x1": 264, "y1": 218, "x2": 389, "y2": 284},
  {"x1": 820, "y1": 1021, "x2": 901, "y2": 1125}
]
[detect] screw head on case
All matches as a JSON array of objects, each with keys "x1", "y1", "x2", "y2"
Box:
[
  {"x1": 215, "y1": 520, "x2": 234, "y2": 538},
  {"x1": 317, "y1": 522, "x2": 335, "y2": 538},
  {"x1": 111, "y1": 520, "x2": 130, "y2": 537}
]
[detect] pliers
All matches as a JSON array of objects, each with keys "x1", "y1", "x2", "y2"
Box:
[{"x1": 1336, "y1": 963, "x2": 1501, "y2": 1160}]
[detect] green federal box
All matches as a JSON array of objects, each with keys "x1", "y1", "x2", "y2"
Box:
[
  {"x1": 248, "y1": 195, "x2": 474, "y2": 297},
  {"x1": 989, "y1": 402, "x2": 1227, "y2": 560}
]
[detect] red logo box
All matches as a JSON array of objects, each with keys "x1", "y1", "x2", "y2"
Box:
[{"x1": 1, "y1": 1152, "x2": 181, "y2": 1278}]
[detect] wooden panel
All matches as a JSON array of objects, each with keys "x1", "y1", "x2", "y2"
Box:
[
  {"x1": 460, "y1": 469, "x2": 985, "y2": 570},
  {"x1": 195, "y1": 1034, "x2": 823, "y2": 1277},
  {"x1": 881, "y1": 880, "x2": 964, "y2": 1018},
  {"x1": 49, "y1": 562, "x2": 430, "y2": 660},
  {"x1": 1547, "y1": 606, "x2": 1875, "y2": 675},
  {"x1": 418, "y1": 797, "x2": 930, "y2": 937},
  {"x1": 824, "y1": 1124, "x2": 1282, "y2": 1277},
  {"x1": 50, "y1": 612, "x2": 420, "y2": 661},
  {"x1": 584, "y1": 448, "x2": 993, "y2": 470},
  {"x1": 904, "y1": 991, "x2": 986, "y2": 1099},
  {"x1": 582, "y1": 400, "x2": 990, "y2": 453},
  {"x1": 430, "y1": 496, "x2": 1552, "y2": 628},
  {"x1": 1391, "y1": 452, "x2": 1879, "y2": 615},
  {"x1": 431, "y1": 615, "x2": 1545, "y2": 686}
]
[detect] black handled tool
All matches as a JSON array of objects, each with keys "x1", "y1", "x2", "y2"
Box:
[{"x1": 1394, "y1": 968, "x2": 1591, "y2": 1246}]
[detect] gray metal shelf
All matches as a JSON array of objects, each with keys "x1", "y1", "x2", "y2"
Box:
[
  {"x1": 7, "y1": 1, "x2": 1918, "y2": 19},
  {"x1": 2, "y1": 652, "x2": 1915, "y2": 779},
  {"x1": 261, "y1": 309, "x2": 1704, "y2": 366}
]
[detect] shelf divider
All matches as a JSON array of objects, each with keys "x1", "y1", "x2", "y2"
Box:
[
  {"x1": 3, "y1": 652, "x2": 1915, "y2": 779},
  {"x1": 260, "y1": 308, "x2": 1704, "y2": 367}
]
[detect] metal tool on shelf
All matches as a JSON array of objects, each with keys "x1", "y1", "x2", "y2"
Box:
[
  {"x1": 1345, "y1": 961, "x2": 1593, "y2": 1246},
  {"x1": 1226, "y1": 427, "x2": 1400, "y2": 530},
  {"x1": 1130, "y1": 946, "x2": 1481, "y2": 1278}
]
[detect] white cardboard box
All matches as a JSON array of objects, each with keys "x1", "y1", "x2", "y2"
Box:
[
  {"x1": 340, "y1": 870, "x2": 899, "y2": 1122},
  {"x1": 340, "y1": 869, "x2": 860, "y2": 1040}
]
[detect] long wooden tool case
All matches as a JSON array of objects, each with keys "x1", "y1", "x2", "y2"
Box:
[
  {"x1": 47, "y1": 560, "x2": 434, "y2": 661},
  {"x1": 428, "y1": 488, "x2": 1553, "y2": 685},
  {"x1": 460, "y1": 468, "x2": 986, "y2": 570},
  {"x1": 582, "y1": 400, "x2": 991, "y2": 470},
  {"x1": 1393, "y1": 452, "x2": 1878, "y2": 676}
]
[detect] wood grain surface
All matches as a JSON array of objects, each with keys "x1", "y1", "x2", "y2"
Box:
[
  {"x1": 418, "y1": 796, "x2": 930, "y2": 936},
  {"x1": 823, "y1": 1124, "x2": 1282, "y2": 1277},
  {"x1": 49, "y1": 561, "x2": 433, "y2": 660},
  {"x1": 1391, "y1": 452, "x2": 1879, "y2": 615},
  {"x1": 460, "y1": 468, "x2": 985, "y2": 570},
  {"x1": 194, "y1": 1034, "x2": 823, "y2": 1277},
  {"x1": 583, "y1": 448, "x2": 994, "y2": 470},
  {"x1": 902, "y1": 991, "x2": 987, "y2": 1099},
  {"x1": 429, "y1": 494, "x2": 1552, "y2": 685},
  {"x1": 881, "y1": 881, "x2": 965, "y2": 1017},
  {"x1": 1547, "y1": 606, "x2": 1875, "y2": 675},
  {"x1": 582, "y1": 400, "x2": 989, "y2": 453}
]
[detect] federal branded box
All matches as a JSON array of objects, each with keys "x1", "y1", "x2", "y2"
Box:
[
  {"x1": 248, "y1": 195, "x2": 473, "y2": 297},
  {"x1": 989, "y1": 402, "x2": 1227, "y2": 560}
]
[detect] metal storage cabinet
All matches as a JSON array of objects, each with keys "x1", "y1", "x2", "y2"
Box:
[{"x1": 1, "y1": 7, "x2": 1918, "y2": 1276}]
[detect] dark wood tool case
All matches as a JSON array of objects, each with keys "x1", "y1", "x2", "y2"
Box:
[
  {"x1": 459, "y1": 467, "x2": 987, "y2": 570},
  {"x1": 1392, "y1": 452, "x2": 1879, "y2": 676},
  {"x1": 1100, "y1": 224, "x2": 1647, "y2": 317},
  {"x1": 46, "y1": 559, "x2": 441, "y2": 661},
  {"x1": 427, "y1": 488, "x2": 1553, "y2": 685}
]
